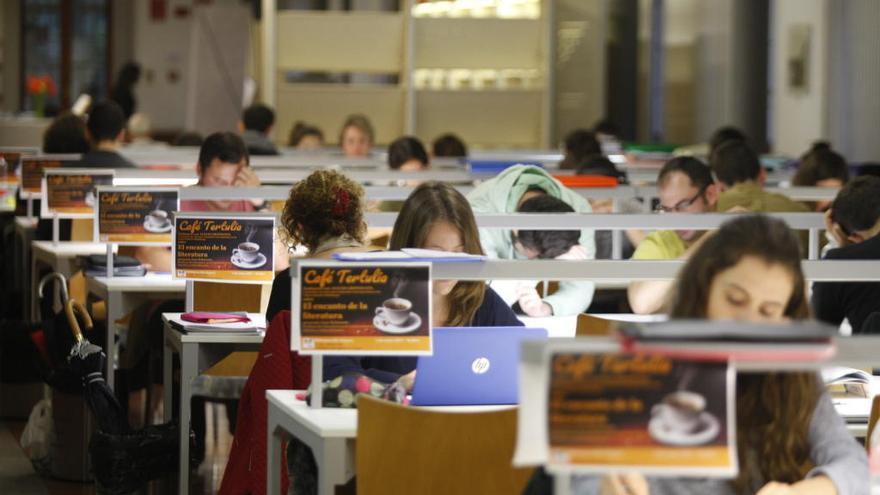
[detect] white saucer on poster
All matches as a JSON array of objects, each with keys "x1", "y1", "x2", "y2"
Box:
[
  {"x1": 373, "y1": 313, "x2": 422, "y2": 334},
  {"x1": 231, "y1": 252, "x2": 267, "y2": 269},
  {"x1": 143, "y1": 219, "x2": 172, "y2": 233},
  {"x1": 648, "y1": 408, "x2": 720, "y2": 446}
]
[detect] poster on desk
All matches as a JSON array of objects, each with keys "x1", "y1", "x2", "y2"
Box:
[
  {"x1": 21, "y1": 158, "x2": 67, "y2": 197},
  {"x1": 546, "y1": 352, "x2": 736, "y2": 477},
  {"x1": 291, "y1": 261, "x2": 432, "y2": 355},
  {"x1": 94, "y1": 187, "x2": 179, "y2": 245},
  {"x1": 0, "y1": 152, "x2": 22, "y2": 185},
  {"x1": 172, "y1": 212, "x2": 275, "y2": 283},
  {"x1": 40, "y1": 169, "x2": 114, "y2": 218}
]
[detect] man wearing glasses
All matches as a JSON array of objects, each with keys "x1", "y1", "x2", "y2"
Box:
[{"x1": 627, "y1": 157, "x2": 718, "y2": 314}]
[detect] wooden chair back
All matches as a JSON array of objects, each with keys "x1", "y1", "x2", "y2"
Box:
[
  {"x1": 70, "y1": 219, "x2": 93, "y2": 241},
  {"x1": 866, "y1": 394, "x2": 880, "y2": 449},
  {"x1": 192, "y1": 281, "x2": 266, "y2": 313},
  {"x1": 576, "y1": 313, "x2": 615, "y2": 336},
  {"x1": 356, "y1": 395, "x2": 534, "y2": 495},
  {"x1": 191, "y1": 281, "x2": 271, "y2": 376}
]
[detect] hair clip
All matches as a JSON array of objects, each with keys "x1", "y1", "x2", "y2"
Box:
[{"x1": 332, "y1": 188, "x2": 351, "y2": 216}]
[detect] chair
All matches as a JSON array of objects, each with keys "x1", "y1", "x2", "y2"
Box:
[
  {"x1": 356, "y1": 395, "x2": 534, "y2": 495},
  {"x1": 576, "y1": 313, "x2": 615, "y2": 336},
  {"x1": 866, "y1": 395, "x2": 880, "y2": 450},
  {"x1": 191, "y1": 281, "x2": 269, "y2": 376}
]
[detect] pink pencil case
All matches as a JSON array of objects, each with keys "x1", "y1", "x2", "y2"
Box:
[{"x1": 180, "y1": 312, "x2": 251, "y2": 324}]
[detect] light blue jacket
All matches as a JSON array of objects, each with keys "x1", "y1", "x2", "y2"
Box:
[{"x1": 466, "y1": 165, "x2": 596, "y2": 315}]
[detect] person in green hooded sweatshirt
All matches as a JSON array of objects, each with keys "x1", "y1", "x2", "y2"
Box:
[{"x1": 467, "y1": 165, "x2": 596, "y2": 316}]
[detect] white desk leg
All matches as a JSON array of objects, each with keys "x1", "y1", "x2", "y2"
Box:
[
  {"x1": 267, "y1": 407, "x2": 285, "y2": 495},
  {"x1": 30, "y1": 256, "x2": 39, "y2": 322},
  {"x1": 163, "y1": 332, "x2": 173, "y2": 423},
  {"x1": 178, "y1": 342, "x2": 197, "y2": 495},
  {"x1": 316, "y1": 439, "x2": 350, "y2": 495},
  {"x1": 104, "y1": 291, "x2": 123, "y2": 390},
  {"x1": 554, "y1": 472, "x2": 572, "y2": 495}
]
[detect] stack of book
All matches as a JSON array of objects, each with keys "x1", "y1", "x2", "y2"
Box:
[
  {"x1": 616, "y1": 320, "x2": 838, "y2": 362},
  {"x1": 164, "y1": 312, "x2": 266, "y2": 335},
  {"x1": 823, "y1": 366, "x2": 875, "y2": 423}
]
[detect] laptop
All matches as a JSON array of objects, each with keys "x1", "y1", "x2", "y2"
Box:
[{"x1": 409, "y1": 326, "x2": 548, "y2": 406}]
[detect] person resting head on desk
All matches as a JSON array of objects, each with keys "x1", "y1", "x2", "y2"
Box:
[
  {"x1": 132, "y1": 132, "x2": 285, "y2": 272},
  {"x1": 324, "y1": 181, "x2": 524, "y2": 392},
  {"x1": 467, "y1": 164, "x2": 597, "y2": 317},
  {"x1": 792, "y1": 142, "x2": 849, "y2": 213},
  {"x1": 525, "y1": 214, "x2": 868, "y2": 495},
  {"x1": 265, "y1": 169, "x2": 372, "y2": 321}
]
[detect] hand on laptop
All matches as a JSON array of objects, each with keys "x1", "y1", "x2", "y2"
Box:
[
  {"x1": 516, "y1": 284, "x2": 552, "y2": 317},
  {"x1": 397, "y1": 370, "x2": 416, "y2": 393}
]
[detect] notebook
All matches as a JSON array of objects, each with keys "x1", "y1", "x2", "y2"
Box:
[{"x1": 410, "y1": 326, "x2": 547, "y2": 406}]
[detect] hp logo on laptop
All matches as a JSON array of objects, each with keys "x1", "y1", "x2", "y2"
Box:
[{"x1": 471, "y1": 357, "x2": 490, "y2": 375}]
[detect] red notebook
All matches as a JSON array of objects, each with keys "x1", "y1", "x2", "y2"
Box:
[{"x1": 180, "y1": 312, "x2": 251, "y2": 324}]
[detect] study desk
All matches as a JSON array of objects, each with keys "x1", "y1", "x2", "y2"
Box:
[
  {"x1": 14, "y1": 217, "x2": 38, "y2": 319},
  {"x1": 86, "y1": 274, "x2": 185, "y2": 389},
  {"x1": 264, "y1": 388, "x2": 867, "y2": 495},
  {"x1": 162, "y1": 317, "x2": 263, "y2": 494},
  {"x1": 266, "y1": 390, "x2": 513, "y2": 495},
  {"x1": 30, "y1": 240, "x2": 109, "y2": 321}
]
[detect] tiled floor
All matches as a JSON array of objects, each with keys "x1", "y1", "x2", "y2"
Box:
[{"x1": 0, "y1": 402, "x2": 234, "y2": 495}]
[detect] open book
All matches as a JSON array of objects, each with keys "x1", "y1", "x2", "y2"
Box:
[
  {"x1": 332, "y1": 248, "x2": 486, "y2": 263},
  {"x1": 823, "y1": 366, "x2": 874, "y2": 399}
]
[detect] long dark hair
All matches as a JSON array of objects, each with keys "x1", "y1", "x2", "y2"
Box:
[
  {"x1": 389, "y1": 182, "x2": 485, "y2": 326},
  {"x1": 668, "y1": 215, "x2": 817, "y2": 492}
]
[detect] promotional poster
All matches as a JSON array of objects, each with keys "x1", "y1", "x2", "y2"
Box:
[
  {"x1": 0, "y1": 152, "x2": 21, "y2": 184},
  {"x1": 547, "y1": 352, "x2": 736, "y2": 477},
  {"x1": 40, "y1": 169, "x2": 114, "y2": 218},
  {"x1": 95, "y1": 187, "x2": 179, "y2": 244},
  {"x1": 292, "y1": 261, "x2": 432, "y2": 355},
  {"x1": 21, "y1": 158, "x2": 63, "y2": 197},
  {"x1": 172, "y1": 213, "x2": 275, "y2": 283}
]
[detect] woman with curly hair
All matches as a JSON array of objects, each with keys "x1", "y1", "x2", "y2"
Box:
[
  {"x1": 526, "y1": 215, "x2": 868, "y2": 495},
  {"x1": 266, "y1": 169, "x2": 371, "y2": 322}
]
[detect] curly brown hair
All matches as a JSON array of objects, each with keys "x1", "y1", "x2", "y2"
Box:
[{"x1": 280, "y1": 169, "x2": 367, "y2": 253}]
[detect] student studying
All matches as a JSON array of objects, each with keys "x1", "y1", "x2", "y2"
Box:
[
  {"x1": 324, "y1": 181, "x2": 523, "y2": 389},
  {"x1": 526, "y1": 215, "x2": 869, "y2": 495},
  {"x1": 6, "y1": 9, "x2": 880, "y2": 494}
]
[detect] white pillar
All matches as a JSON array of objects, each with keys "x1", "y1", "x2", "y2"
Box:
[{"x1": 261, "y1": 0, "x2": 277, "y2": 107}]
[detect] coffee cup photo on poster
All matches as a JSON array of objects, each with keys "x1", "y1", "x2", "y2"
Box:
[{"x1": 230, "y1": 230, "x2": 269, "y2": 270}]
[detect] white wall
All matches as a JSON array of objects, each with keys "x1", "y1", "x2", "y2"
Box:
[
  {"x1": 132, "y1": 0, "x2": 250, "y2": 133},
  {"x1": 769, "y1": 0, "x2": 828, "y2": 156},
  {"x1": 827, "y1": 1, "x2": 880, "y2": 163},
  {"x1": 132, "y1": 0, "x2": 195, "y2": 131}
]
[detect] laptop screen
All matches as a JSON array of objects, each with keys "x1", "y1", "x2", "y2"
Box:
[{"x1": 410, "y1": 326, "x2": 547, "y2": 406}]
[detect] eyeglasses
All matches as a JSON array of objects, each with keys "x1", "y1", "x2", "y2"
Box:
[{"x1": 654, "y1": 185, "x2": 708, "y2": 214}]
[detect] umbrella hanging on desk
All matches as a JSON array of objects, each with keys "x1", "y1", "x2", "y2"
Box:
[{"x1": 65, "y1": 299, "x2": 129, "y2": 436}]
